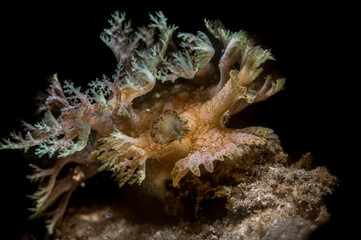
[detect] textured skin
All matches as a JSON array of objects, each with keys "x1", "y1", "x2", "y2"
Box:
[{"x1": 102, "y1": 81, "x2": 277, "y2": 188}]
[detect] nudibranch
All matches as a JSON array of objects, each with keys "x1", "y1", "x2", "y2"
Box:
[{"x1": 1, "y1": 11, "x2": 285, "y2": 232}]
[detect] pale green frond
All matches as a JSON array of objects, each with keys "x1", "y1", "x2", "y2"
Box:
[
  {"x1": 88, "y1": 75, "x2": 113, "y2": 104},
  {"x1": 178, "y1": 31, "x2": 215, "y2": 70},
  {"x1": 160, "y1": 25, "x2": 178, "y2": 57},
  {"x1": 108, "y1": 11, "x2": 127, "y2": 28},
  {"x1": 149, "y1": 11, "x2": 178, "y2": 57},
  {"x1": 149, "y1": 11, "x2": 168, "y2": 32},
  {"x1": 167, "y1": 52, "x2": 196, "y2": 79},
  {"x1": 95, "y1": 131, "x2": 148, "y2": 187},
  {"x1": 205, "y1": 19, "x2": 233, "y2": 47},
  {"x1": 271, "y1": 78, "x2": 286, "y2": 93},
  {"x1": 100, "y1": 11, "x2": 137, "y2": 63},
  {"x1": 58, "y1": 121, "x2": 91, "y2": 157},
  {"x1": 240, "y1": 45, "x2": 273, "y2": 71},
  {"x1": 0, "y1": 134, "x2": 26, "y2": 150},
  {"x1": 136, "y1": 46, "x2": 160, "y2": 73}
]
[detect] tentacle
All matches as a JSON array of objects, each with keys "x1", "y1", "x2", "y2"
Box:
[{"x1": 228, "y1": 76, "x2": 286, "y2": 116}]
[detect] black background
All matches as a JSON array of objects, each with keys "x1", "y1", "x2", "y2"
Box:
[{"x1": 1, "y1": 3, "x2": 355, "y2": 239}]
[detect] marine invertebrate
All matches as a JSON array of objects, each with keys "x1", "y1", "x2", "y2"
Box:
[{"x1": 1, "y1": 11, "x2": 285, "y2": 233}]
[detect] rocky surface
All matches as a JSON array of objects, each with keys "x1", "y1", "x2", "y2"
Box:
[{"x1": 53, "y1": 140, "x2": 337, "y2": 240}]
